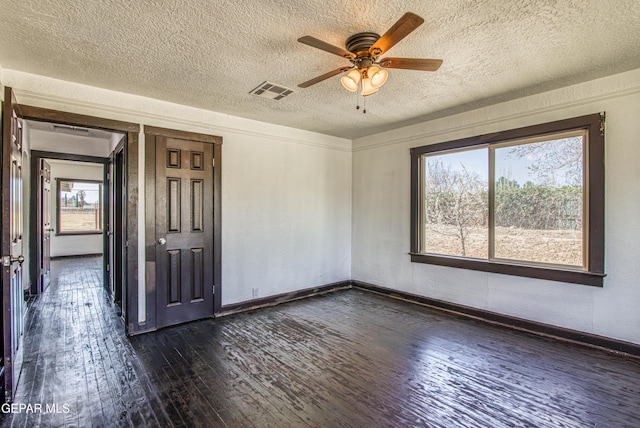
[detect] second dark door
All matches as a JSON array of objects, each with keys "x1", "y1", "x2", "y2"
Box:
[{"x1": 40, "y1": 159, "x2": 52, "y2": 292}]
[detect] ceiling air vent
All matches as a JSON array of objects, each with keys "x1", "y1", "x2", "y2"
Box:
[
  {"x1": 249, "y1": 81, "x2": 294, "y2": 100},
  {"x1": 52, "y1": 124, "x2": 91, "y2": 136}
]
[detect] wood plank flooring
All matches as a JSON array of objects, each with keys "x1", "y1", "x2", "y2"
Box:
[{"x1": 2, "y1": 256, "x2": 640, "y2": 427}]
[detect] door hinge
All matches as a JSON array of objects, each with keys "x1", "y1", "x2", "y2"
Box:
[
  {"x1": 212, "y1": 158, "x2": 215, "y2": 167},
  {"x1": 107, "y1": 172, "x2": 111, "y2": 180},
  {"x1": 212, "y1": 284, "x2": 215, "y2": 294},
  {"x1": 106, "y1": 264, "x2": 110, "y2": 272}
]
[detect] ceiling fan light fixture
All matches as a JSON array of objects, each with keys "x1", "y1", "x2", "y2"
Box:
[
  {"x1": 361, "y1": 77, "x2": 379, "y2": 96},
  {"x1": 340, "y1": 69, "x2": 361, "y2": 92},
  {"x1": 368, "y1": 66, "x2": 388, "y2": 88}
]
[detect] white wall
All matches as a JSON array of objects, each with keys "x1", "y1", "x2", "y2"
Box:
[
  {"x1": 1, "y1": 69, "x2": 353, "y2": 323},
  {"x1": 352, "y1": 68, "x2": 640, "y2": 346},
  {"x1": 48, "y1": 160, "x2": 104, "y2": 257},
  {"x1": 223, "y1": 132, "x2": 351, "y2": 303}
]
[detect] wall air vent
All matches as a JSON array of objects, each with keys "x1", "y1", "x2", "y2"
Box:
[{"x1": 249, "y1": 81, "x2": 294, "y2": 100}]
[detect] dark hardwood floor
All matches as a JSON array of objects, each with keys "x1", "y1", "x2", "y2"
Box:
[{"x1": 2, "y1": 256, "x2": 640, "y2": 427}]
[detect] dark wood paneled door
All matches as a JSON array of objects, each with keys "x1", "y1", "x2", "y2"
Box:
[
  {"x1": 2, "y1": 87, "x2": 25, "y2": 402},
  {"x1": 39, "y1": 159, "x2": 52, "y2": 292},
  {"x1": 156, "y1": 137, "x2": 214, "y2": 328}
]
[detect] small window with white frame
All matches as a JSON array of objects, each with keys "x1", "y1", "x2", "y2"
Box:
[{"x1": 56, "y1": 178, "x2": 103, "y2": 235}]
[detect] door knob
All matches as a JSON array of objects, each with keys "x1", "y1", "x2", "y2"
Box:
[
  {"x1": 2, "y1": 255, "x2": 25, "y2": 267},
  {"x1": 158, "y1": 238, "x2": 167, "y2": 245}
]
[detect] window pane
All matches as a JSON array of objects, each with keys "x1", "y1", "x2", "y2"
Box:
[
  {"x1": 59, "y1": 180, "x2": 102, "y2": 232},
  {"x1": 493, "y1": 135, "x2": 584, "y2": 267},
  {"x1": 423, "y1": 149, "x2": 488, "y2": 258}
]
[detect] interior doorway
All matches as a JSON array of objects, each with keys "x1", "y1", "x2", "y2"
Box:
[
  {"x1": 33, "y1": 157, "x2": 107, "y2": 284},
  {"x1": 27, "y1": 121, "x2": 124, "y2": 318},
  {"x1": 2, "y1": 91, "x2": 141, "y2": 402}
]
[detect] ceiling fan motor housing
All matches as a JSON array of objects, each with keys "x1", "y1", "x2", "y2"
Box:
[{"x1": 345, "y1": 32, "x2": 381, "y2": 56}]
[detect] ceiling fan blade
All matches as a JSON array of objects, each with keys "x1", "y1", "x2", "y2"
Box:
[
  {"x1": 298, "y1": 66, "x2": 352, "y2": 88},
  {"x1": 379, "y1": 57, "x2": 443, "y2": 71},
  {"x1": 298, "y1": 36, "x2": 356, "y2": 59},
  {"x1": 369, "y1": 12, "x2": 424, "y2": 56}
]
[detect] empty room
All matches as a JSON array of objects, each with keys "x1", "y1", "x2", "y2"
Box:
[{"x1": 1, "y1": 1, "x2": 639, "y2": 427}]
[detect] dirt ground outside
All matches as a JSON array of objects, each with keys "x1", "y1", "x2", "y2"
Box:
[
  {"x1": 424, "y1": 224, "x2": 582, "y2": 267},
  {"x1": 60, "y1": 210, "x2": 101, "y2": 232}
]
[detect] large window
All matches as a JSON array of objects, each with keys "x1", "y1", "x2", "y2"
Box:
[
  {"x1": 410, "y1": 114, "x2": 605, "y2": 286},
  {"x1": 56, "y1": 178, "x2": 103, "y2": 235}
]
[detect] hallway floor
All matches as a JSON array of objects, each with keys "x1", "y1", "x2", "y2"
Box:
[
  {"x1": 1, "y1": 257, "x2": 166, "y2": 427},
  {"x1": 2, "y1": 256, "x2": 640, "y2": 427}
]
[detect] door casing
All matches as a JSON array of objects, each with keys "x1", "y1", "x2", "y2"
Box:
[
  {"x1": 37, "y1": 159, "x2": 52, "y2": 294},
  {"x1": 30, "y1": 151, "x2": 109, "y2": 293},
  {"x1": 108, "y1": 138, "x2": 126, "y2": 314},
  {"x1": 18, "y1": 104, "x2": 142, "y2": 334}
]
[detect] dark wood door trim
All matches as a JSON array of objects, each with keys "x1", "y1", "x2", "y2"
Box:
[
  {"x1": 18, "y1": 104, "x2": 140, "y2": 335},
  {"x1": 29, "y1": 151, "x2": 109, "y2": 296},
  {"x1": 124, "y1": 132, "x2": 139, "y2": 334},
  {"x1": 108, "y1": 138, "x2": 126, "y2": 313},
  {"x1": 144, "y1": 134, "x2": 158, "y2": 330},
  {"x1": 19, "y1": 105, "x2": 140, "y2": 133},
  {"x1": 144, "y1": 125, "x2": 223, "y2": 145},
  {"x1": 39, "y1": 160, "x2": 52, "y2": 293}
]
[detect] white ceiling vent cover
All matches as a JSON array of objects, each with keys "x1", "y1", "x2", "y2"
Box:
[
  {"x1": 52, "y1": 124, "x2": 91, "y2": 136},
  {"x1": 249, "y1": 81, "x2": 294, "y2": 100}
]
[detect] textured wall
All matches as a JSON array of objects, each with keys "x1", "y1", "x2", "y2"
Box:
[
  {"x1": 222, "y1": 133, "x2": 352, "y2": 304},
  {"x1": 352, "y1": 68, "x2": 640, "y2": 345}
]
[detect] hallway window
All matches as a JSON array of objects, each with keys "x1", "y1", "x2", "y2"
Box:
[{"x1": 57, "y1": 179, "x2": 103, "y2": 234}]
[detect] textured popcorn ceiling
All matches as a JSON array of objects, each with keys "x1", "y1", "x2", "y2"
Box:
[{"x1": 0, "y1": 0, "x2": 639, "y2": 139}]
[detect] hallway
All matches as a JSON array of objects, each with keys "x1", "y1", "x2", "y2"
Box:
[{"x1": 1, "y1": 257, "x2": 167, "y2": 427}]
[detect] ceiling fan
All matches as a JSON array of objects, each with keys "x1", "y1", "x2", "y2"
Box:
[{"x1": 297, "y1": 12, "x2": 442, "y2": 97}]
